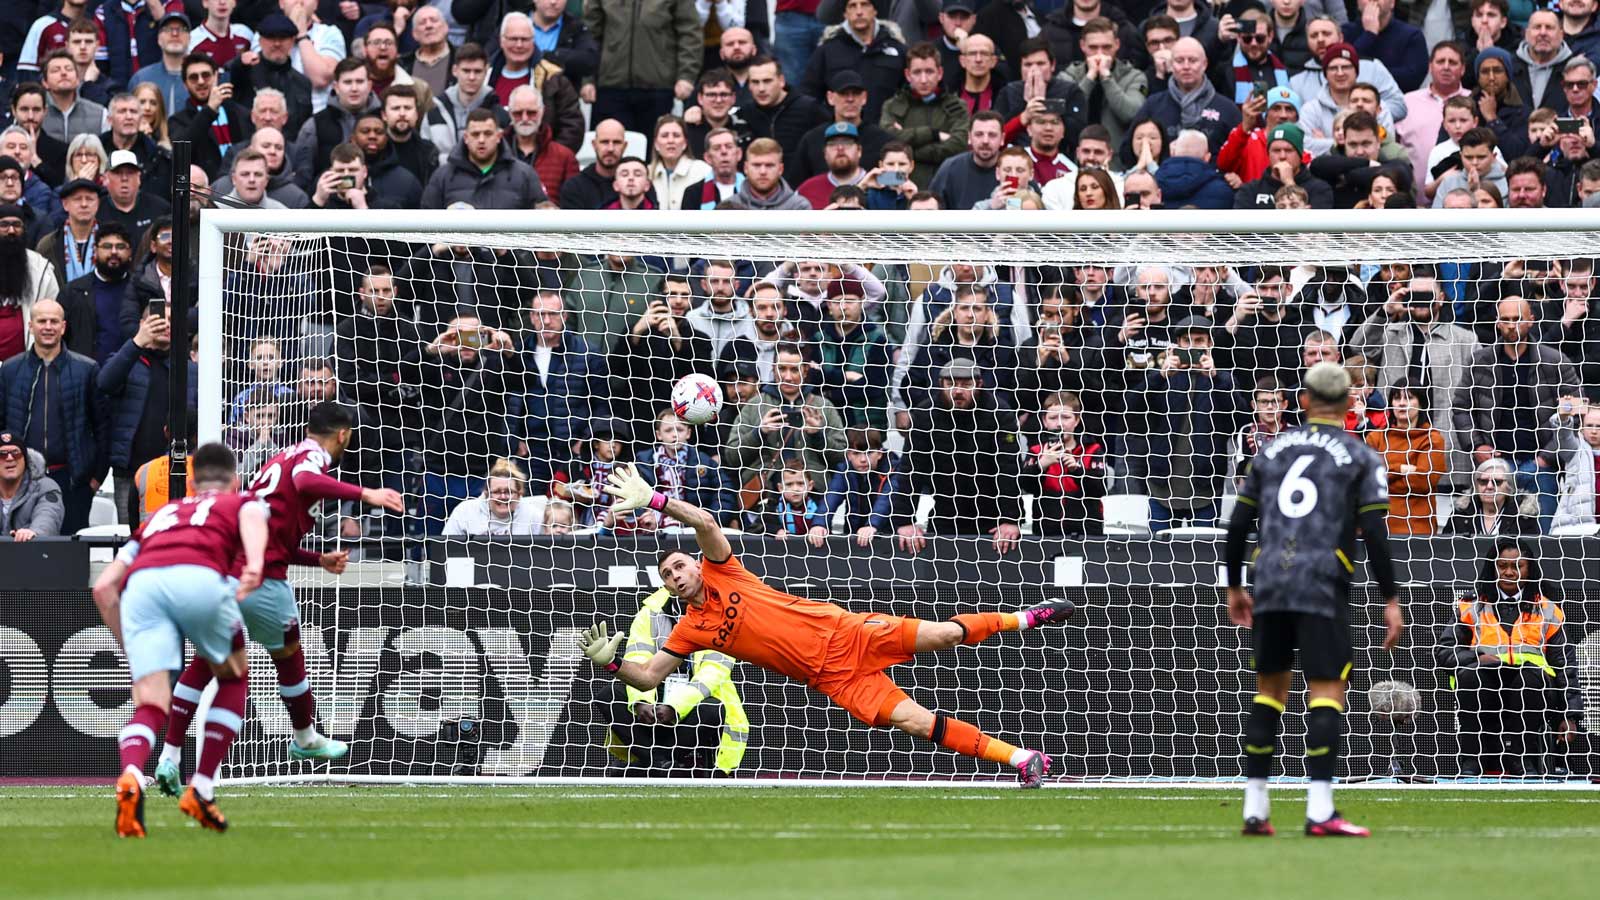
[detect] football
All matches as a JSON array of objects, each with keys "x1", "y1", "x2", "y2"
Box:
[{"x1": 671, "y1": 373, "x2": 724, "y2": 425}]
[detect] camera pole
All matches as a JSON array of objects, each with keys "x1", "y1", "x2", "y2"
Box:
[{"x1": 167, "y1": 141, "x2": 192, "y2": 501}]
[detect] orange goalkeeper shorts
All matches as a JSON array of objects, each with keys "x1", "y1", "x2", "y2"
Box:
[{"x1": 811, "y1": 613, "x2": 919, "y2": 726}]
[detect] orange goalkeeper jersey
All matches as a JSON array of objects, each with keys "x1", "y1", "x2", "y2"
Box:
[{"x1": 661, "y1": 554, "x2": 844, "y2": 685}]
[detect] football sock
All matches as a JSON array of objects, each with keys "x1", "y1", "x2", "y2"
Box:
[
  {"x1": 1305, "y1": 698, "x2": 1344, "y2": 822},
  {"x1": 164, "y1": 658, "x2": 216, "y2": 764},
  {"x1": 1244, "y1": 779, "x2": 1270, "y2": 822},
  {"x1": 193, "y1": 672, "x2": 248, "y2": 801},
  {"x1": 1242, "y1": 694, "x2": 1283, "y2": 821},
  {"x1": 274, "y1": 647, "x2": 318, "y2": 737},
  {"x1": 950, "y1": 612, "x2": 1021, "y2": 646},
  {"x1": 929, "y1": 714, "x2": 1029, "y2": 766},
  {"x1": 119, "y1": 703, "x2": 166, "y2": 775}
]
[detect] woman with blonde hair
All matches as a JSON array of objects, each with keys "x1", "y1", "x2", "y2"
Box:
[
  {"x1": 132, "y1": 83, "x2": 172, "y2": 149},
  {"x1": 647, "y1": 115, "x2": 710, "y2": 212},
  {"x1": 441, "y1": 458, "x2": 546, "y2": 536},
  {"x1": 66, "y1": 134, "x2": 109, "y2": 182}
]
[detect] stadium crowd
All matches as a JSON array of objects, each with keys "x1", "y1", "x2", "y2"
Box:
[{"x1": 3, "y1": 0, "x2": 1600, "y2": 552}]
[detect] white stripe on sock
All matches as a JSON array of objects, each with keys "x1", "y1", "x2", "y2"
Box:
[
  {"x1": 278, "y1": 678, "x2": 310, "y2": 698},
  {"x1": 191, "y1": 774, "x2": 214, "y2": 800},
  {"x1": 158, "y1": 743, "x2": 183, "y2": 767},
  {"x1": 173, "y1": 682, "x2": 204, "y2": 704},
  {"x1": 1244, "y1": 778, "x2": 1270, "y2": 821},
  {"x1": 204, "y1": 707, "x2": 244, "y2": 734},
  {"x1": 118, "y1": 722, "x2": 156, "y2": 748},
  {"x1": 1008, "y1": 748, "x2": 1033, "y2": 767}
]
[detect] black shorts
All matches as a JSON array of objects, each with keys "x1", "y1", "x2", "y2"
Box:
[{"x1": 1251, "y1": 611, "x2": 1352, "y2": 681}]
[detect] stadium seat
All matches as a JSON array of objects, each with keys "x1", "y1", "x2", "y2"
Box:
[
  {"x1": 76, "y1": 523, "x2": 131, "y2": 539},
  {"x1": 1435, "y1": 493, "x2": 1455, "y2": 529},
  {"x1": 1158, "y1": 526, "x2": 1227, "y2": 540},
  {"x1": 88, "y1": 494, "x2": 118, "y2": 527},
  {"x1": 1101, "y1": 494, "x2": 1151, "y2": 536},
  {"x1": 1019, "y1": 494, "x2": 1035, "y2": 535},
  {"x1": 1549, "y1": 522, "x2": 1600, "y2": 537},
  {"x1": 575, "y1": 130, "x2": 648, "y2": 168},
  {"x1": 914, "y1": 494, "x2": 935, "y2": 528}
]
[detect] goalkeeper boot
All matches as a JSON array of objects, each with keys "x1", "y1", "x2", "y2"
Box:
[
  {"x1": 153, "y1": 759, "x2": 182, "y2": 798},
  {"x1": 114, "y1": 770, "x2": 146, "y2": 839},
  {"x1": 1241, "y1": 817, "x2": 1275, "y2": 837},
  {"x1": 1022, "y1": 599, "x2": 1076, "y2": 629},
  {"x1": 179, "y1": 786, "x2": 228, "y2": 833},
  {"x1": 1305, "y1": 813, "x2": 1370, "y2": 838},
  {"x1": 288, "y1": 732, "x2": 349, "y2": 761},
  {"x1": 1016, "y1": 750, "x2": 1051, "y2": 789}
]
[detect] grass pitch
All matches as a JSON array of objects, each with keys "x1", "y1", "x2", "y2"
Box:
[{"x1": 5, "y1": 785, "x2": 1596, "y2": 899}]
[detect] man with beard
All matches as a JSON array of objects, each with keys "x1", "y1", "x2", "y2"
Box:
[
  {"x1": 61, "y1": 220, "x2": 135, "y2": 364},
  {"x1": 128, "y1": 7, "x2": 193, "y2": 115},
  {"x1": 687, "y1": 259, "x2": 757, "y2": 360},
  {"x1": 718, "y1": 137, "x2": 812, "y2": 210},
  {"x1": 744, "y1": 57, "x2": 828, "y2": 173},
  {"x1": 682, "y1": 70, "x2": 757, "y2": 156},
  {"x1": 226, "y1": 13, "x2": 315, "y2": 137},
  {"x1": 170, "y1": 52, "x2": 252, "y2": 179},
  {"x1": 379, "y1": 84, "x2": 439, "y2": 189},
  {"x1": 359, "y1": 21, "x2": 407, "y2": 96},
  {"x1": 99, "y1": 151, "x2": 171, "y2": 235},
  {"x1": 791, "y1": 71, "x2": 891, "y2": 184},
  {"x1": 100, "y1": 93, "x2": 174, "y2": 199},
  {"x1": 0, "y1": 298, "x2": 104, "y2": 532},
  {"x1": 559, "y1": 118, "x2": 626, "y2": 209},
  {"x1": 489, "y1": 12, "x2": 585, "y2": 152},
  {"x1": 610, "y1": 271, "x2": 716, "y2": 426},
  {"x1": 504, "y1": 83, "x2": 578, "y2": 203},
  {"x1": 291, "y1": 57, "x2": 377, "y2": 191},
  {"x1": 719, "y1": 283, "x2": 796, "y2": 384},
  {"x1": 349, "y1": 113, "x2": 423, "y2": 209},
  {"x1": 718, "y1": 27, "x2": 761, "y2": 104},
  {"x1": 796, "y1": 123, "x2": 866, "y2": 209},
  {"x1": 928, "y1": 110, "x2": 1004, "y2": 211},
  {"x1": 8, "y1": 83, "x2": 68, "y2": 188},
  {"x1": 425, "y1": 108, "x2": 548, "y2": 209},
  {"x1": 0, "y1": 205, "x2": 63, "y2": 361}
]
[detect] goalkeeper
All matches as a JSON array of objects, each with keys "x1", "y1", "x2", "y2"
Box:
[
  {"x1": 583, "y1": 464, "x2": 1073, "y2": 787},
  {"x1": 605, "y1": 587, "x2": 749, "y2": 776}
]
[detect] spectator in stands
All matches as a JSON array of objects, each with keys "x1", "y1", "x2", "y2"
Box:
[
  {"x1": 542, "y1": 498, "x2": 576, "y2": 533},
  {"x1": 1539, "y1": 112, "x2": 1596, "y2": 209},
  {"x1": 169, "y1": 52, "x2": 251, "y2": 179},
  {"x1": 42, "y1": 51, "x2": 107, "y2": 146},
  {"x1": 567, "y1": 253, "x2": 658, "y2": 355},
  {"x1": 603, "y1": 156, "x2": 656, "y2": 210},
  {"x1": 950, "y1": 31, "x2": 1003, "y2": 116},
  {"x1": 62, "y1": 134, "x2": 108, "y2": 186},
  {"x1": 1217, "y1": 86, "x2": 1300, "y2": 186},
  {"x1": 335, "y1": 263, "x2": 419, "y2": 500},
  {"x1": 1464, "y1": 0, "x2": 1521, "y2": 56},
  {"x1": 719, "y1": 283, "x2": 795, "y2": 381},
  {"x1": 1446, "y1": 457, "x2": 1541, "y2": 537},
  {"x1": 59, "y1": 221, "x2": 133, "y2": 365},
  {"x1": 228, "y1": 13, "x2": 315, "y2": 138},
  {"x1": 349, "y1": 113, "x2": 426, "y2": 208},
  {"x1": 1126, "y1": 315, "x2": 1242, "y2": 532},
  {"x1": 756, "y1": 456, "x2": 823, "y2": 538},
  {"x1": 276, "y1": 0, "x2": 348, "y2": 115},
  {"x1": 1436, "y1": 537, "x2": 1584, "y2": 776},
  {"x1": 398, "y1": 5, "x2": 451, "y2": 96},
  {"x1": 1309, "y1": 110, "x2": 1412, "y2": 208},
  {"x1": 1019, "y1": 101, "x2": 1075, "y2": 189},
  {"x1": 610, "y1": 272, "x2": 715, "y2": 425},
  {"x1": 1062, "y1": 17, "x2": 1147, "y2": 150},
  {"x1": 0, "y1": 298, "x2": 103, "y2": 532},
  {"x1": 526, "y1": 0, "x2": 600, "y2": 90},
  {"x1": 1090, "y1": 265, "x2": 1185, "y2": 386},
  {"x1": 894, "y1": 356, "x2": 1023, "y2": 554},
  {"x1": 1225, "y1": 375, "x2": 1290, "y2": 494},
  {"x1": 559, "y1": 118, "x2": 626, "y2": 209},
  {"x1": 519, "y1": 290, "x2": 608, "y2": 489},
  {"x1": 424, "y1": 108, "x2": 548, "y2": 209},
  {"x1": 1025, "y1": 390, "x2": 1105, "y2": 537},
  {"x1": 226, "y1": 388, "x2": 286, "y2": 477},
  {"x1": 100, "y1": 92, "x2": 173, "y2": 200},
  {"x1": 993, "y1": 37, "x2": 1086, "y2": 152},
  {"x1": 717, "y1": 136, "x2": 811, "y2": 210},
  {"x1": 906, "y1": 285, "x2": 1016, "y2": 412},
  {"x1": 128, "y1": 8, "x2": 193, "y2": 115},
  {"x1": 814, "y1": 277, "x2": 891, "y2": 429},
  {"x1": 744, "y1": 57, "x2": 828, "y2": 173},
  {"x1": 380, "y1": 84, "x2": 441, "y2": 190},
  {"x1": 1365, "y1": 378, "x2": 1449, "y2": 536},
  {"x1": 879, "y1": 43, "x2": 969, "y2": 190},
  {"x1": 1217, "y1": 9, "x2": 1287, "y2": 109},
  {"x1": 1398, "y1": 41, "x2": 1471, "y2": 188},
  {"x1": 1341, "y1": 0, "x2": 1426, "y2": 92},
  {"x1": 0, "y1": 203, "x2": 60, "y2": 358},
  {"x1": 1234, "y1": 122, "x2": 1333, "y2": 208},
  {"x1": 585, "y1": 0, "x2": 701, "y2": 136},
  {"x1": 125, "y1": 216, "x2": 173, "y2": 322},
  {"x1": 441, "y1": 457, "x2": 545, "y2": 536},
  {"x1": 0, "y1": 428, "x2": 64, "y2": 540},
  {"x1": 1124, "y1": 37, "x2": 1239, "y2": 157},
  {"x1": 97, "y1": 149, "x2": 169, "y2": 236},
  {"x1": 678, "y1": 127, "x2": 744, "y2": 209},
  {"x1": 434, "y1": 43, "x2": 503, "y2": 148},
  {"x1": 1291, "y1": 15, "x2": 1407, "y2": 124},
  {"x1": 682, "y1": 69, "x2": 757, "y2": 157},
  {"x1": 1549, "y1": 399, "x2": 1600, "y2": 530},
  {"x1": 1541, "y1": 258, "x2": 1600, "y2": 390},
  {"x1": 724, "y1": 341, "x2": 846, "y2": 510},
  {"x1": 646, "y1": 115, "x2": 710, "y2": 211},
  {"x1": 803, "y1": 0, "x2": 907, "y2": 124},
  {"x1": 223, "y1": 148, "x2": 288, "y2": 209},
  {"x1": 227, "y1": 338, "x2": 295, "y2": 424},
  {"x1": 292, "y1": 57, "x2": 377, "y2": 188},
  {"x1": 1506, "y1": 155, "x2": 1550, "y2": 208},
  {"x1": 35, "y1": 178, "x2": 101, "y2": 290},
  {"x1": 8, "y1": 84, "x2": 68, "y2": 188},
  {"x1": 791, "y1": 70, "x2": 888, "y2": 184},
  {"x1": 98, "y1": 303, "x2": 194, "y2": 523},
  {"x1": 417, "y1": 313, "x2": 524, "y2": 528},
  {"x1": 636, "y1": 409, "x2": 726, "y2": 523},
  {"x1": 795, "y1": 124, "x2": 867, "y2": 209},
  {"x1": 815, "y1": 426, "x2": 899, "y2": 546},
  {"x1": 1454, "y1": 295, "x2": 1578, "y2": 532},
  {"x1": 487, "y1": 13, "x2": 584, "y2": 151},
  {"x1": 1514, "y1": 10, "x2": 1573, "y2": 114},
  {"x1": 1431, "y1": 127, "x2": 1507, "y2": 208},
  {"x1": 1155, "y1": 128, "x2": 1234, "y2": 209},
  {"x1": 928, "y1": 110, "x2": 1003, "y2": 211},
  {"x1": 1474, "y1": 47, "x2": 1531, "y2": 163}
]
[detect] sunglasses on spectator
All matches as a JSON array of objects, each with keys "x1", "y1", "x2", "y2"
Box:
[
  {"x1": 1476, "y1": 477, "x2": 1506, "y2": 486},
  {"x1": 1239, "y1": 32, "x2": 1269, "y2": 44},
  {"x1": 1564, "y1": 79, "x2": 1594, "y2": 89},
  {"x1": 185, "y1": 70, "x2": 214, "y2": 81},
  {"x1": 0, "y1": 449, "x2": 23, "y2": 460}
]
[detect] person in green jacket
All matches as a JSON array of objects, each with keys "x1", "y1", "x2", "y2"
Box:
[
  {"x1": 563, "y1": 253, "x2": 660, "y2": 354},
  {"x1": 880, "y1": 42, "x2": 971, "y2": 189}
]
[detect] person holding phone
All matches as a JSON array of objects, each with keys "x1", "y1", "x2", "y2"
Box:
[
  {"x1": 724, "y1": 343, "x2": 847, "y2": 517},
  {"x1": 1222, "y1": 12, "x2": 1289, "y2": 108}
]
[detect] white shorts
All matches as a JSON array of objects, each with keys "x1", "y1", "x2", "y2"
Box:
[{"x1": 120, "y1": 565, "x2": 243, "y2": 681}]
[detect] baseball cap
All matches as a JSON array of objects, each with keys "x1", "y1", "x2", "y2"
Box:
[
  {"x1": 827, "y1": 70, "x2": 866, "y2": 93},
  {"x1": 940, "y1": 357, "x2": 980, "y2": 382},
  {"x1": 1264, "y1": 86, "x2": 1301, "y2": 113},
  {"x1": 58, "y1": 178, "x2": 101, "y2": 199},
  {"x1": 823, "y1": 122, "x2": 860, "y2": 143},
  {"x1": 1267, "y1": 122, "x2": 1305, "y2": 155},
  {"x1": 256, "y1": 13, "x2": 298, "y2": 39},
  {"x1": 1171, "y1": 315, "x2": 1213, "y2": 339},
  {"x1": 941, "y1": 0, "x2": 975, "y2": 13},
  {"x1": 1304, "y1": 361, "x2": 1352, "y2": 404},
  {"x1": 1320, "y1": 42, "x2": 1358, "y2": 69},
  {"x1": 109, "y1": 149, "x2": 140, "y2": 171}
]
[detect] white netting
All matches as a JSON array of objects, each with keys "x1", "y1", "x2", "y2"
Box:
[{"x1": 200, "y1": 213, "x2": 1597, "y2": 784}]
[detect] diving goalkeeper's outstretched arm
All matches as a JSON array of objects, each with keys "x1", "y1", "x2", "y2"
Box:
[{"x1": 579, "y1": 464, "x2": 731, "y2": 691}]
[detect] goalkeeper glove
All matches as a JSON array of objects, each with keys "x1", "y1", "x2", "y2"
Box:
[
  {"x1": 582, "y1": 621, "x2": 625, "y2": 673},
  {"x1": 603, "y1": 463, "x2": 665, "y2": 515}
]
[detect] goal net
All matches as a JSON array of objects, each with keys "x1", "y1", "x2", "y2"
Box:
[{"x1": 196, "y1": 209, "x2": 1600, "y2": 785}]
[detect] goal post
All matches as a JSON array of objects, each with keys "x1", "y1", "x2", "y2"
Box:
[{"x1": 196, "y1": 208, "x2": 1600, "y2": 786}]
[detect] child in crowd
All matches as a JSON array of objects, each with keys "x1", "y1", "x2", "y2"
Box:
[
  {"x1": 1344, "y1": 358, "x2": 1388, "y2": 435},
  {"x1": 818, "y1": 427, "x2": 901, "y2": 546},
  {"x1": 230, "y1": 337, "x2": 295, "y2": 423},
  {"x1": 763, "y1": 457, "x2": 827, "y2": 539},
  {"x1": 542, "y1": 499, "x2": 575, "y2": 535},
  {"x1": 1024, "y1": 391, "x2": 1106, "y2": 536},
  {"x1": 1227, "y1": 376, "x2": 1292, "y2": 491},
  {"x1": 636, "y1": 409, "x2": 726, "y2": 522},
  {"x1": 865, "y1": 142, "x2": 919, "y2": 210},
  {"x1": 551, "y1": 420, "x2": 632, "y2": 526},
  {"x1": 226, "y1": 388, "x2": 285, "y2": 477}
]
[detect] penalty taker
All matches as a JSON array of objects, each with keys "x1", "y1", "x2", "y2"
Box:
[{"x1": 581, "y1": 464, "x2": 1074, "y2": 786}]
